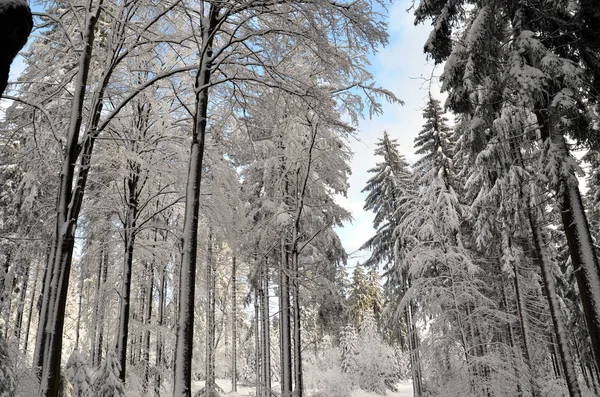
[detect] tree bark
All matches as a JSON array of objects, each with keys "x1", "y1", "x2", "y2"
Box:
[
  {"x1": 23, "y1": 260, "x2": 40, "y2": 352},
  {"x1": 231, "y1": 256, "x2": 238, "y2": 393},
  {"x1": 279, "y1": 238, "x2": 292, "y2": 397},
  {"x1": 173, "y1": 6, "x2": 218, "y2": 396},
  {"x1": 536, "y1": 109, "x2": 600, "y2": 372},
  {"x1": 143, "y1": 261, "x2": 154, "y2": 394},
  {"x1": 116, "y1": 161, "x2": 140, "y2": 381},
  {"x1": 36, "y1": 3, "x2": 103, "y2": 395},
  {"x1": 260, "y1": 258, "x2": 272, "y2": 396},
  {"x1": 205, "y1": 232, "x2": 217, "y2": 392},
  {"x1": 13, "y1": 258, "x2": 30, "y2": 346},
  {"x1": 528, "y1": 211, "x2": 581, "y2": 397}
]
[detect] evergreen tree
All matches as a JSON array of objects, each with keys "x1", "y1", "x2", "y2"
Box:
[
  {"x1": 65, "y1": 351, "x2": 93, "y2": 397},
  {"x1": 361, "y1": 131, "x2": 412, "y2": 268},
  {"x1": 349, "y1": 263, "x2": 383, "y2": 328},
  {"x1": 93, "y1": 354, "x2": 125, "y2": 397}
]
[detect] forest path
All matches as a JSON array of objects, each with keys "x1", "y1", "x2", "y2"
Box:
[{"x1": 191, "y1": 379, "x2": 414, "y2": 397}]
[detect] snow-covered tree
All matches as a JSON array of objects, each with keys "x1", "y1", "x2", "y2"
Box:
[
  {"x1": 93, "y1": 354, "x2": 124, "y2": 397},
  {"x1": 65, "y1": 351, "x2": 93, "y2": 397}
]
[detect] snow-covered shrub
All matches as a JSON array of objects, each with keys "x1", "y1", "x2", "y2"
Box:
[
  {"x1": 338, "y1": 315, "x2": 399, "y2": 395},
  {"x1": 305, "y1": 346, "x2": 352, "y2": 397},
  {"x1": 65, "y1": 350, "x2": 93, "y2": 397},
  {"x1": 0, "y1": 333, "x2": 16, "y2": 397},
  {"x1": 93, "y1": 353, "x2": 124, "y2": 397}
]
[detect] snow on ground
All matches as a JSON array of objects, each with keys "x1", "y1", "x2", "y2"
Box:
[
  {"x1": 191, "y1": 379, "x2": 414, "y2": 397},
  {"x1": 351, "y1": 382, "x2": 413, "y2": 397}
]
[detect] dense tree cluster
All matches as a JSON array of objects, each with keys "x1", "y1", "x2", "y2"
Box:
[
  {"x1": 359, "y1": 1, "x2": 600, "y2": 396},
  {"x1": 0, "y1": 1, "x2": 400, "y2": 397}
]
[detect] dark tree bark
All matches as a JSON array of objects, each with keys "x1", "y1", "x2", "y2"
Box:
[
  {"x1": 35, "y1": 3, "x2": 103, "y2": 395},
  {"x1": 536, "y1": 109, "x2": 600, "y2": 372},
  {"x1": 529, "y1": 212, "x2": 581, "y2": 397},
  {"x1": 0, "y1": 0, "x2": 32, "y2": 96},
  {"x1": 279, "y1": 239, "x2": 292, "y2": 397},
  {"x1": 173, "y1": 6, "x2": 219, "y2": 395},
  {"x1": 116, "y1": 159, "x2": 140, "y2": 381}
]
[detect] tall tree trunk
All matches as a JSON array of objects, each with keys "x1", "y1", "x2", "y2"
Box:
[
  {"x1": 528, "y1": 211, "x2": 581, "y2": 397},
  {"x1": 116, "y1": 166, "x2": 139, "y2": 381},
  {"x1": 74, "y1": 268, "x2": 84, "y2": 351},
  {"x1": 36, "y1": 2, "x2": 103, "y2": 395},
  {"x1": 254, "y1": 289, "x2": 262, "y2": 397},
  {"x1": 231, "y1": 256, "x2": 237, "y2": 393},
  {"x1": 94, "y1": 241, "x2": 109, "y2": 367},
  {"x1": 406, "y1": 301, "x2": 423, "y2": 397},
  {"x1": 537, "y1": 110, "x2": 600, "y2": 371},
  {"x1": 155, "y1": 263, "x2": 166, "y2": 396},
  {"x1": 23, "y1": 260, "x2": 40, "y2": 352},
  {"x1": 206, "y1": 232, "x2": 217, "y2": 392},
  {"x1": 13, "y1": 259, "x2": 30, "y2": 345},
  {"x1": 512, "y1": 259, "x2": 540, "y2": 396},
  {"x1": 261, "y1": 258, "x2": 272, "y2": 396},
  {"x1": 501, "y1": 282, "x2": 523, "y2": 397},
  {"x1": 292, "y1": 249, "x2": 302, "y2": 397},
  {"x1": 173, "y1": 6, "x2": 218, "y2": 396},
  {"x1": 143, "y1": 261, "x2": 154, "y2": 395},
  {"x1": 279, "y1": 239, "x2": 292, "y2": 397}
]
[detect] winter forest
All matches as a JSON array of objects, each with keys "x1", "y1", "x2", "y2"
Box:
[{"x1": 0, "y1": 0, "x2": 599, "y2": 397}]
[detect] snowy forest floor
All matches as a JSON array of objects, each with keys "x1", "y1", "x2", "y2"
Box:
[{"x1": 188, "y1": 379, "x2": 414, "y2": 397}]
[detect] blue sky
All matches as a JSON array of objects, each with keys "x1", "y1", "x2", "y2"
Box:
[{"x1": 334, "y1": 1, "x2": 442, "y2": 263}]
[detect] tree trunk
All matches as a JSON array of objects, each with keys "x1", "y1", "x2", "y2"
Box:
[
  {"x1": 292, "y1": 249, "x2": 302, "y2": 397},
  {"x1": 231, "y1": 256, "x2": 237, "y2": 393},
  {"x1": 261, "y1": 258, "x2": 272, "y2": 396},
  {"x1": 512, "y1": 259, "x2": 540, "y2": 396},
  {"x1": 95, "y1": 241, "x2": 109, "y2": 367},
  {"x1": 206, "y1": 232, "x2": 217, "y2": 392},
  {"x1": 36, "y1": 3, "x2": 103, "y2": 395},
  {"x1": 254, "y1": 289, "x2": 262, "y2": 397},
  {"x1": 116, "y1": 167, "x2": 139, "y2": 381},
  {"x1": 528, "y1": 211, "x2": 581, "y2": 397},
  {"x1": 23, "y1": 260, "x2": 40, "y2": 353},
  {"x1": 537, "y1": 110, "x2": 600, "y2": 372},
  {"x1": 13, "y1": 259, "x2": 30, "y2": 346},
  {"x1": 173, "y1": 6, "x2": 218, "y2": 396},
  {"x1": 143, "y1": 261, "x2": 154, "y2": 394},
  {"x1": 155, "y1": 263, "x2": 166, "y2": 396},
  {"x1": 74, "y1": 268, "x2": 84, "y2": 351},
  {"x1": 279, "y1": 238, "x2": 292, "y2": 397}
]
